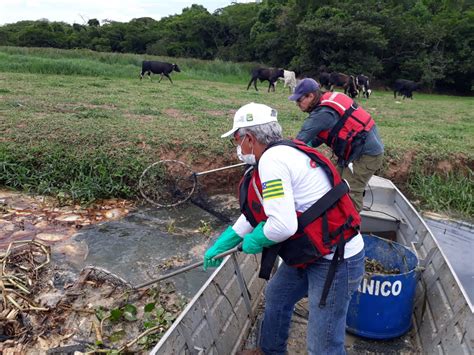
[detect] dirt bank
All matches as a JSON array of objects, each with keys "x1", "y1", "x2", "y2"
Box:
[{"x1": 160, "y1": 149, "x2": 473, "y2": 200}]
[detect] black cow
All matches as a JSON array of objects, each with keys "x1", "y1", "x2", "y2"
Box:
[
  {"x1": 356, "y1": 74, "x2": 371, "y2": 99},
  {"x1": 329, "y1": 72, "x2": 359, "y2": 98},
  {"x1": 393, "y1": 79, "x2": 420, "y2": 99},
  {"x1": 247, "y1": 68, "x2": 284, "y2": 92},
  {"x1": 319, "y1": 72, "x2": 331, "y2": 90},
  {"x1": 140, "y1": 61, "x2": 181, "y2": 83}
]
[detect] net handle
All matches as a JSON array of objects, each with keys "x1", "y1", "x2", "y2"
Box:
[
  {"x1": 133, "y1": 245, "x2": 242, "y2": 289},
  {"x1": 194, "y1": 162, "x2": 246, "y2": 177}
]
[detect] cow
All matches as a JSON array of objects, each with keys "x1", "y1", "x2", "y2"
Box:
[
  {"x1": 346, "y1": 75, "x2": 359, "y2": 99},
  {"x1": 356, "y1": 74, "x2": 372, "y2": 99},
  {"x1": 247, "y1": 67, "x2": 284, "y2": 92},
  {"x1": 278, "y1": 70, "x2": 297, "y2": 93},
  {"x1": 393, "y1": 79, "x2": 420, "y2": 99},
  {"x1": 328, "y1": 72, "x2": 359, "y2": 98},
  {"x1": 319, "y1": 72, "x2": 331, "y2": 90},
  {"x1": 140, "y1": 61, "x2": 181, "y2": 83}
]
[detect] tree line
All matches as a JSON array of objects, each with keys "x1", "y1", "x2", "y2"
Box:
[{"x1": 0, "y1": 0, "x2": 472, "y2": 93}]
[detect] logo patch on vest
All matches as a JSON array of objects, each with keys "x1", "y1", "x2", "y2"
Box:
[
  {"x1": 252, "y1": 200, "x2": 262, "y2": 214},
  {"x1": 262, "y1": 179, "x2": 284, "y2": 200}
]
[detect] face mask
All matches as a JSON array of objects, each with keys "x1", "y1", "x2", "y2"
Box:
[{"x1": 236, "y1": 136, "x2": 256, "y2": 165}]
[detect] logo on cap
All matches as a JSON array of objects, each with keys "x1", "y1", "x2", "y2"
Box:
[{"x1": 246, "y1": 113, "x2": 253, "y2": 121}]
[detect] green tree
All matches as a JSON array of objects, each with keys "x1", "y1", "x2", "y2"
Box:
[
  {"x1": 146, "y1": 5, "x2": 221, "y2": 59},
  {"x1": 250, "y1": 0, "x2": 297, "y2": 67},
  {"x1": 17, "y1": 21, "x2": 69, "y2": 48},
  {"x1": 214, "y1": 2, "x2": 260, "y2": 61},
  {"x1": 293, "y1": 6, "x2": 387, "y2": 77}
]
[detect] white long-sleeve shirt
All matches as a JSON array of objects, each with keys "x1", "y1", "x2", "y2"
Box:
[{"x1": 232, "y1": 145, "x2": 363, "y2": 260}]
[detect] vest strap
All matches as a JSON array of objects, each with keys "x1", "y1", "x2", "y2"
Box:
[
  {"x1": 258, "y1": 244, "x2": 282, "y2": 280},
  {"x1": 297, "y1": 181, "x2": 349, "y2": 233},
  {"x1": 240, "y1": 167, "x2": 260, "y2": 228},
  {"x1": 319, "y1": 237, "x2": 346, "y2": 308},
  {"x1": 327, "y1": 104, "x2": 357, "y2": 147}
]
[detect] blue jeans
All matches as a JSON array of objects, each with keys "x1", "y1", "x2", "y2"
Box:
[{"x1": 260, "y1": 249, "x2": 365, "y2": 355}]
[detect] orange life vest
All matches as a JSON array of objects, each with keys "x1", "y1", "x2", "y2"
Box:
[
  {"x1": 317, "y1": 92, "x2": 374, "y2": 166},
  {"x1": 239, "y1": 140, "x2": 361, "y2": 306},
  {"x1": 239, "y1": 140, "x2": 360, "y2": 266}
]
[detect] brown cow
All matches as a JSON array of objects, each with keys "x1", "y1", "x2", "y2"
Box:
[{"x1": 329, "y1": 72, "x2": 359, "y2": 98}]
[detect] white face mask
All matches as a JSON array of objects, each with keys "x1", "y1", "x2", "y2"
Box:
[{"x1": 236, "y1": 136, "x2": 256, "y2": 165}]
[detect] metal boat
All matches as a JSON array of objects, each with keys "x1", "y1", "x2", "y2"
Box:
[{"x1": 151, "y1": 176, "x2": 473, "y2": 354}]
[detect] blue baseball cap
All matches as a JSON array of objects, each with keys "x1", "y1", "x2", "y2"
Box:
[{"x1": 289, "y1": 78, "x2": 320, "y2": 101}]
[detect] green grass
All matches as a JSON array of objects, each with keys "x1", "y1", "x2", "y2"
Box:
[
  {"x1": 0, "y1": 46, "x2": 257, "y2": 83},
  {"x1": 0, "y1": 46, "x2": 473, "y2": 217},
  {"x1": 408, "y1": 169, "x2": 473, "y2": 220}
]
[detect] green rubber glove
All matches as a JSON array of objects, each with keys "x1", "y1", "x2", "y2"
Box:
[
  {"x1": 203, "y1": 226, "x2": 242, "y2": 271},
  {"x1": 242, "y1": 222, "x2": 277, "y2": 254}
]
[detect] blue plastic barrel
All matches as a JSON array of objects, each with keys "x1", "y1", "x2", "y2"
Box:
[{"x1": 346, "y1": 234, "x2": 419, "y2": 339}]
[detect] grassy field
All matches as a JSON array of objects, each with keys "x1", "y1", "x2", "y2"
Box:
[{"x1": 0, "y1": 47, "x2": 473, "y2": 218}]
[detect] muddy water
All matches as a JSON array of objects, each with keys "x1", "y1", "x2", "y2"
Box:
[
  {"x1": 72, "y1": 195, "x2": 240, "y2": 296},
  {"x1": 1, "y1": 189, "x2": 241, "y2": 298}
]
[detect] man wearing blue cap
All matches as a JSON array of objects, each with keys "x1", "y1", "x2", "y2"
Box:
[{"x1": 289, "y1": 78, "x2": 384, "y2": 212}]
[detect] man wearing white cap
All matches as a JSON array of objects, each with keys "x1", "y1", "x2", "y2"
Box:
[{"x1": 203, "y1": 102, "x2": 365, "y2": 355}]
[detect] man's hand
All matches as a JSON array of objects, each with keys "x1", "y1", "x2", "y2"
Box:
[
  {"x1": 242, "y1": 222, "x2": 277, "y2": 254},
  {"x1": 203, "y1": 226, "x2": 242, "y2": 270}
]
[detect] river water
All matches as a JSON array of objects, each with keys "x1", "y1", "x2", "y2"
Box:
[
  {"x1": 55, "y1": 194, "x2": 241, "y2": 297},
  {"x1": 425, "y1": 216, "x2": 474, "y2": 309}
]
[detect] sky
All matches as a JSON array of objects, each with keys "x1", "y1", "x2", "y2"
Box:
[{"x1": 0, "y1": 0, "x2": 256, "y2": 25}]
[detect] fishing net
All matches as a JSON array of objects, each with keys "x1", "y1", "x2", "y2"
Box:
[{"x1": 139, "y1": 160, "x2": 197, "y2": 208}]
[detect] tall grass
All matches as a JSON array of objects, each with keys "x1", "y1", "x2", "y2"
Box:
[
  {"x1": 0, "y1": 143, "x2": 145, "y2": 204},
  {"x1": 0, "y1": 46, "x2": 256, "y2": 83},
  {"x1": 408, "y1": 169, "x2": 473, "y2": 220}
]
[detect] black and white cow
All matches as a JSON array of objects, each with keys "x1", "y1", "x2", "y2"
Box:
[
  {"x1": 140, "y1": 61, "x2": 181, "y2": 83},
  {"x1": 393, "y1": 79, "x2": 420, "y2": 99},
  {"x1": 356, "y1": 74, "x2": 372, "y2": 99},
  {"x1": 247, "y1": 67, "x2": 284, "y2": 92}
]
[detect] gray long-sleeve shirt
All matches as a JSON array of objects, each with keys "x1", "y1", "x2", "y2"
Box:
[{"x1": 296, "y1": 106, "x2": 384, "y2": 157}]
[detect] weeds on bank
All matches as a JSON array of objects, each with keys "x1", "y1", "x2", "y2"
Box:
[
  {"x1": 0, "y1": 145, "x2": 146, "y2": 204},
  {"x1": 408, "y1": 168, "x2": 473, "y2": 220}
]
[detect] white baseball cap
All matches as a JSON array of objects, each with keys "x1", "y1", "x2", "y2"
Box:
[{"x1": 221, "y1": 102, "x2": 278, "y2": 138}]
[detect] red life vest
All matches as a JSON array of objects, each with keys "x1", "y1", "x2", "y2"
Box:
[
  {"x1": 239, "y1": 140, "x2": 360, "y2": 269},
  {"x1": 317, "y1": 91, "x2": 375, "y2": 166}
]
